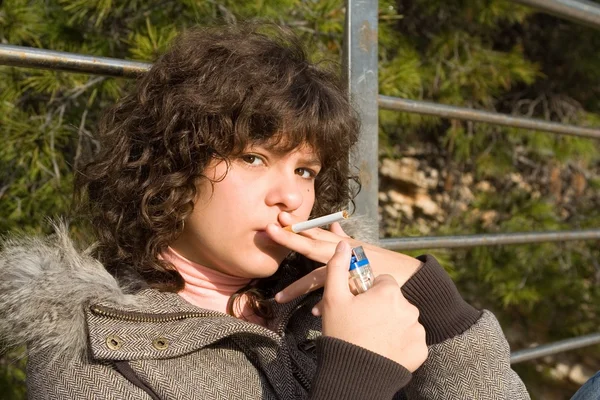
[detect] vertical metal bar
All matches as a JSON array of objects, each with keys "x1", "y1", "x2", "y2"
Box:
[{"x1": 343, "y1": 0, "x2": 379, "y2": 237}]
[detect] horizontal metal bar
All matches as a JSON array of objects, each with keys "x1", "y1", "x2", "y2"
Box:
[
  {"x1": 3, "y1": 46, "x2": 599, "y2": 140},
  {"x1": 511, "y1": 333, "x2": 600, "y2": 364},
  {"x1": 380, "y1": 229, "x2": 600, "y2": 251},
  {"x1": 0, "y1": 44, "x2": 151, "y2": 78},
  {"x1": 512, "y1": 0, "x2": 600, "y2": 30},
  {"x1": 379, "y1": 96, "x2": 600, "y2": 139}
]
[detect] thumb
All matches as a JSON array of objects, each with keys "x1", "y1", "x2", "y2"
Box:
[{"x1": 324, "y1": 240, "x2": 353, "y2": 300}]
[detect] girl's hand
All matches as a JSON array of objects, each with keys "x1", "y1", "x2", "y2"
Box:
[
  {"x1": 266, "y1": 212, "x2": 422, "y2": 310},
  {"x1": 321, "y1": 241, "x2": 427, "y2": 372}
]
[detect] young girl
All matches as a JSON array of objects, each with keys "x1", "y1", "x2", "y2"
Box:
[{"x1": 0, "y1": 24, "x2": 529, "y2": 399}]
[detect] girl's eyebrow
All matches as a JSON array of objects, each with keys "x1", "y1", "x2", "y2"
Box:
[
  {"x1": 248, "y1": 145, "x2": 322, "y2": 168},
  {"x1": 301, "y1": 158, "x2": 322, "y2": 168}
]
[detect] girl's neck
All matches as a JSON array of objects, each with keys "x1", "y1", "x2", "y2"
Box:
[{"x1": 161, "y1": 246, "x2": 265, "y2": 326}]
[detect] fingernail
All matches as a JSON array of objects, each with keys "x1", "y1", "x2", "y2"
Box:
[
  {"x1": 336, "y1": 241, "x2": 349, "y2": 252},
  {"x1": 311, "y1": 307, "x2": 321, "y2": 316},
  {"x1": 269, "y1": 223, "x2": 280, "y2": 231},
  {"x1": 275, "y1": 292, "x2": 285, "y2": 302}
]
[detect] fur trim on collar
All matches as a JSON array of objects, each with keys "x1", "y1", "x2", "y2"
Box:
[{"x1": 0, "y1": 222, "x2": 140, "y2": 361}]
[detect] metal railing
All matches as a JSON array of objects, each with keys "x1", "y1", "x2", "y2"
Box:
[
  {"x1": 512, "y1": 333, "x2": 600, "y2": 364},
  {"x1": 379, "y1": 96, "x2": 600, "y2": 139},
  {"x1": 512, "y1": 0, "x2": 600, "y2": 29},
  {"x1": 380, "y1": 229, "x2": 600, "y2": 251},
  {"x1": 1, "y1": 0, "x2": 600, "y2": 365},
  {"x1": 0, "y1": 44, "x2": 151, "y2": 77}
]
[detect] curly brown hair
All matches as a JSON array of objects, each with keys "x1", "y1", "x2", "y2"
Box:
[{"x1": 75, "y1": 23, "x2": 360, "y2": 316}]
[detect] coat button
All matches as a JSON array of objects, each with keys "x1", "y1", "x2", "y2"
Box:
[
  {"x1": 152, "y1": 337, "x2": 169, "y2": 350},
  {"x1": 106, "y1": 335, "x2": 123, "y2": 350}
]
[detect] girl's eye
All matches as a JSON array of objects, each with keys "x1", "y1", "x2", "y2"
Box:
[
  {"x1": 296, "y1": 168, "x2": 317, "y2": 179},
  {"x1": 241, "y1": 154, "x2": 265, "y2": 166}
]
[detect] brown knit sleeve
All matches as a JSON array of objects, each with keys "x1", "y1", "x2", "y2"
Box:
[
  {"x1": 309, "y1": 336, "x2": 412, "y2": 400},
  {"x1": 401, "y1": 255, "x2": 482, "y2": 345}
]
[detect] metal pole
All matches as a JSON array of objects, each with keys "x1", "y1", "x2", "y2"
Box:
[
  {"x1": 0, "y1": 44, "x2": 151, "y2": 78},
  {"x1": 380, "y1": 229, "x2": 600, "y2": 251},
  {"x1": 511, "y1": 333, "x2": 600, "y2": 363},
  {"x1": 343, "y1": 0, "x2": 379, "y2": 237},
  {"x1": 379, "y1": 96, "x2": 600, "y2": 139},
  {"x1": 512, "y1": 0, "x2": 600, "y2": 30}
]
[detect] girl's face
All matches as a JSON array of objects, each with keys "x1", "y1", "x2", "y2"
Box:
[{"x1": 171, "y1": 144, "x2": 321, "y2": 278}]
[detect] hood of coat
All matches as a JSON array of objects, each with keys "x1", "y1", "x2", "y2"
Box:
[
  {"x1": 0, "y1": 216, "x2": 373, "y2": 362},
  {"x1": 0, "y1": 222, "x2": 144, "y2": 361}
]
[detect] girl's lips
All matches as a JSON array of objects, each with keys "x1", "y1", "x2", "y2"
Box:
[
  {"x1": 260, "y1": 223, "x2": 282, "y2": 230},
  {"x1": 254, "y1": 223, "x2": 283, "y2": 246}
]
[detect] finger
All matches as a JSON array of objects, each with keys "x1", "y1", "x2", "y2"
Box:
[
  {"x1": 348, "y1": 277, "x2": 360, "y2": 296},
  {"x1": 365, "y1": 274, "x2": 408, "y2": 306},
  {"x1": 372, "y1": 273, "x2": 399, "y2": 285},
  {"x1": 311, "y1": 299, "x2": 323, "y2": 316},
  {"x1": 329, "y1": 222, "x2": 351, "y2": 238},
  {"x1": 301, "y1": 225, "x2": 350, "y2": 243},
  {"x1": 275, "y1": 266, "x2": 326, "y2": 303},
  {"x1": 368, "y1": 273, "x2": 402, "y2": 294},
  {"x1": 324, "y1": 240, "x2": 353, "y2": 300},
  {"x1": 266, "y1": 223, "x2": 335, "y2": 264}
]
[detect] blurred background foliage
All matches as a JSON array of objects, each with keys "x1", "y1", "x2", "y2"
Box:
[{"x1": 1, "y1": 0, "x2": 599, "y2": 399}]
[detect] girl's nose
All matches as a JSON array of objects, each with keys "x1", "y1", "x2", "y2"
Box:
[{"x1": 265, "y1": 173, "x2": 303, "y2": 212}]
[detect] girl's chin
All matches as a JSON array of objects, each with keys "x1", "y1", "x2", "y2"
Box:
[
  {"x1": 232, "y1": 254, "x2": 284, "y2": 279},
  {"x1": 253, "y1": 245, "x2": 289, "y2": 265}
]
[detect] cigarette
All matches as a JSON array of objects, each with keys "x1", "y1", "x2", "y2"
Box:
[{"x1": 284, "y1": 210, "x2": 349, "y2": 233}]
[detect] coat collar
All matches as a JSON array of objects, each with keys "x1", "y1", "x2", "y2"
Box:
[{"x1": 86, "y1": 288, "x2": 319, "y2": 361}]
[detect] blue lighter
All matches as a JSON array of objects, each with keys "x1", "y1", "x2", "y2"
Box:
[{"x1": 349, "y1": 246, "x2": 374, "y2": 294}]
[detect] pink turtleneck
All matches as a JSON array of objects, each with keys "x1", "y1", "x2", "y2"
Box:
[{"x1": 161, "y1": 247, "x2": 266, "y2": 326}]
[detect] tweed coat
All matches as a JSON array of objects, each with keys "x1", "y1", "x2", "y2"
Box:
[{"x1": 0, "y1": 227, "x2": 531, "y2": 399}]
